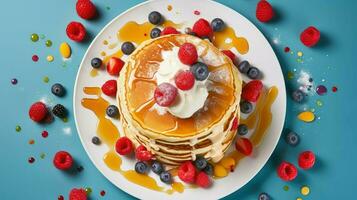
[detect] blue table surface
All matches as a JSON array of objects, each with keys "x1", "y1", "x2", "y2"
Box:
[{"x1": 1, "y1": 0, "x2": 356, "y2": 199}]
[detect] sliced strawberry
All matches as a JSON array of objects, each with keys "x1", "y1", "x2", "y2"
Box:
[
  {"x1": 107, "y1": 57, "x2": 124, "y2": 76},
  {"x1": 241, "y1": 80, "x2": 263, "y2": 102},
  {"x1": 235, "y1": 137, "x2": 253, "y2": 156}
]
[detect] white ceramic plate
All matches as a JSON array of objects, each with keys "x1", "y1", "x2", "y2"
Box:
[{"x1": 73, "y1": 0, "x2": 286, "y2": 199}]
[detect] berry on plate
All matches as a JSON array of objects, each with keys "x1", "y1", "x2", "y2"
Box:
[
  {"x1": 230, "y1": 117, "x2": 239, "y2": 131},
  {"x1": 194, "y1": 156, "x2": 208, "y2": 170},
  {"x1": 298, "y1": 151, "x2": 316, "y2": 170},
  {"x1": 237, "y1": 124, "x2": 248, "y2": 136},
  {"x1": 178, "y1": 43, "x2": 198, "y2": 65},
  {"x1": 203, "y1": 163, "x2": 214, "y2": 176},
  {"x1": 154, "y1": 82, "x2": 178, "y2": 107},
  {"x1": 76, "y1": 0, "x2": 97, "y2": 20},
  {"x1": 247, "y1": 66, "x2": 261, "y2": 79},
  {"x1": 277, "y1": 161, "x2": 298, "y2": 181},
  {"x1": 66, "y1": 21, "x2": 86, "y2": 42},
  {"x1": 52, "y1": 104, "x2": 67, "y2": 118},
  {"x1": 160, "y1": 171, "x2": 172, "y2": 184},
  {"x1": 101, "y1": 80, "x2": 117, "y2": 97},
  {"x1": 51, "y1": 83, "x2": 66, "y2": 97},
  {"x1": 107, "y1": 57, "x2": 124, "y2": 76},
  {"x1": 211, "y1": 18, "x2": 225, "y2": 32},
  {"x1": 195, "y1": 171, "x2": 211, "y2": 188},
  {"x1": 29, "y1": 102, "x2": 48, "y2": 122},
  {"x1": 178, "y1": 161, "x2": 196, "y2": 183},
  {"x1": 191, "y1": 62, "x2": 209, "y2": 81},
  {"x1": 161, "y1": 27, "x2": 180, "y2": 36},
  {"x1": 106, "y1": 105, "x2": 119, "y2": 118},
  {"x1": 175, "y1": 70, "x2": 195, "y2": 91},
  {"x1": 115, "y1": 137, "x2": 133, "y2": 155},
  {"x1": 121, "y1": 42, "x2": 136, "y2": 55},
  {"x1": 235, "y1": 137, "x2": 253, "y2": 156},
  {"x1": 148, "y1": 11, "x2": 162, "y2": 25},
  {"x1": 240, "y1": 100, "x2": 253, "y2": 114},
  {"x1": 221, "y1": 50, "x2": 236, "y2": 63},
  {"x1": 135, "y1": 161, "x2": 148, "y2": 174},
  {"x1": 91, "y1": 136, "x2": 101, "y2": 145},
  {"x1": 91, "y1": 57, "x2": 102, "y2": 68},
  {"x1": 241, "y1": 80, "x2": 264, "y2": 102},
  {"x1": 151, "y1": 161, "x2": 164, "y2": 175},
  {"x1": 69, "y1": 188, "x2": 87, "y2": 200},
  {"x1": 300, "y1": 26, "x2": 320, "y2": 47},
  {"x1": 192, "y1": 18, "x2": 213, "y2": 38},
  {"x1": 256, "y1": 0, "x2": 274, "y2": 23},
  {"x1": 53, "y1": 151, "x2": 73, "y2": 170},
  {"x1": 150, "y1": 28, "x2": 161, "y2": 39},
  {"x1": 237, "y1": 60, "x2": 250, "y2": 74},
  {"x1": 135, "y1": 145, "x2": 153, "y2": 161}
]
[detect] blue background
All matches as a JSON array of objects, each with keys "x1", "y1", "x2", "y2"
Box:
[{"x1": 1, "y1": 0, "x2": 355, "y2": 199}]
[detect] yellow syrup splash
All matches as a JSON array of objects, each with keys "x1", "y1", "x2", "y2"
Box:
[{"x1": 213, "y1": 26, "x2": 249, "y2": 55}]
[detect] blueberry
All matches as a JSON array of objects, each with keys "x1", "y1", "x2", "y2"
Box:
[
  {"x1": 159, "y1": 171, "x2": 172, "y2": 184},
  {"x1": 258, "y1": 192, "x2": 270, "y2": 200},
  {"x1": 121, "y1": 42, "x2": 135, "y2": 55},
  {"x1": 52, "y1": 104, "x2": 67, "y2": 118},
  {"x1": 151, "y1": 161, "x2": 164, "y2": 175},
  {"x1": 150, "y1": 28, "x2": 161, "y2": 39},
  {"x1": 91, "y1": 57, "x2": 102, "y2": 68},
  {"x1": 237, "y1": 61, "x2": 250, "y2": 73},
  {"x1": 191, "y1": 62, "x2": 209, "y2": 81},
  {"x1": 285, "y1": 131, "x2": 300, "y2": 146},
  {"x1": 135, "y1": 161, "x2": 148, "y2": 174},
  {"x1": 247, "y1": 66, "x2": 260, "y2": 79},
  {"x1": 240, "y1": 101, "x2": 253, "y2": 114},
  {"x1": 203, "y1": 163, "x2": 213, "y2": 176},
  {"x1": 194, "y1": 156, "x2": 208, "y2": 170},
  {"x1": 92, "y1": 136, "x2": 101, "y2": 145},
  {"x1": 238, "y1": 124, "x2": 248, "y2": 136},
  {"x1": 148, "y1": 11, "x2": 162, "y2": 25},
  {"x1": 51, "y1": 83, "x2": 66, "y2": 97},
  {"x1": 106, "y1": 105, "x2": 119, "y2": 118},
  {"x1": 292, "y1": 90, "x2": 304, "y2": 103},
  {"x1": 211, "y1": 18, "x2": 225, "y2": 32}
]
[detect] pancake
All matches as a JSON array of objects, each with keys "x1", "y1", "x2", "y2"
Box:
[{"x1": 117, "y1": 34, "x2": 242, "y2": 166}]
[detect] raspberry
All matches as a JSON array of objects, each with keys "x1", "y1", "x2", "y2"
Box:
[
  {"x1": 76, "y1": 0, "x2": 97, "y2": 20},
  {"x1": 175, "y1": 70, "x2": 195, "y2": 91},
  {"x1": 115, "y1": 137, "x2": 133, "y2": 155},
  {"x1": 235, "y1": 137, "x2": 253, "y2": 156},
  {"x1": 277, "y1": 161, "x2": 298, "y2": 181},
  {"x1": 154, "y1": 83, "x2": 178, "y2": 107},
  {"x1": 135, "y1": 145, "x2": 153, "y2": 161},
  {"x1": 241, "y1": 80, "x2": 263, "y2": 102},
  {"x1": 101, "y1": 80, "x2": 117, "y2": 97},
  {"x1": 256, "y1": 0, "x2": 274, "y2": 23},
  {"x1": 298, "y1": 151, "x2": 316, "y2": 170},
  {"x1": 195, "y1": 171, "x2": 211, "y2": 188},
  {"x1": 192, "y1": 18, "x2": 213, "y2": 38},
  {"x1": 230, "y1": 117, "x2": 239, "y2": 131},
  {"x1": 221, "y1": 50, "x2": 236, "y2": 62},
  {"x1": 53, "y1": 151, "x2": 73, "y2": 170},
  {"x1": 300, "y1": 26, "x2": 320, "y2": 47},
  {"x1": 160, "y1": 27, "x2": 180, "y2": 36},
  {"x1": 66, "y1": 21, "x2": 86, "y2": 42},
  {"x1": 178, "y1": 161, "x2": 196, "y2": 183},
  {"x1": 107, "y1": 57, "x2": 125, "y2": 76},
  {"x1": 178, "y1": 43, "x2": 198, "y2": 65},
  {"x1": 69, "y1": 188, "x2": 87, "y2": 200},
  {"x1": 29, "y1": 102, "x2": 48, "y2": 122}
]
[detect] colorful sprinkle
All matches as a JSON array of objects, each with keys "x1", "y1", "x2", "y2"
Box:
[
  {"x1": 32, "y1": 55, "x2": 39, "y2": 62},
  {"x1": 316, "y1": 85, "x2": 327, "y2": 95},
  {"x1": 283, "y1": 185, "x2": 289, "y2": 191},
  {"x1": 85, "y1": 187, "x2": 92, "y2": 195},
  {"x1": 28, "y1": 157, "x2": 35, "y2": 164},
  {"x1": 284, "y1": 47, "x2": 290, "y2": 52},
  {"x1": 287, "y1": 71, "x2": 294, "y2": 80},
  {"x1": 28, "y1": 139, "x2": 35, "y2": 145},
  {"x1": 298, "y1": 111, "x2": 315, "y2": 122},
  {"x1": 40, "y1": 153, "x2": 46, "y2": 159},
  {"x1": 41, "y1": 130, "x2": 48, "y2": 138},
  {"x1": 100, "y1": 190, "x2": 106, "y2": 196},
  {"x1": 15, "y1": 125, "x2": 21, "y2": 132},
  {"x1": 301, "y1": 186, "x2": 310, "y2": 196},
  {"x1": 45, "y1": 40, "x2": 52, "y2": 47},
  {"x1": 62, "y1": 117, "x2": 68, "y2": 123},
  {"x1": 316, "y1": 100, "x2": 323, "y2": 107},
  {"x1": 43, "y1": 76, "x2": 49, "y2": 83},
  {"x1": 296, "y1": 198, "x2": 302, "y2": 200},
  {"x1": 31, "y1": 33, "x2": 39, "y2": 42},
  {"x1": 194, "y1": 10, "x2": 200, "y2": 15},
  {"x1": 46, "y1": 55, "x2": 54, "y2": 62},
  {"x1": 167, "y1": 5, "x2": 173, "y2": 11},
  {"x1": 11, "y1": 78, "x2": 18, "y2": 85},
  {"x1": 297, "y1": 51, "x2": 303, "y2": 57},
  {"x1": 58, "y1": 195, "x2": 64, "y2": 200},
  {"x1": 332, "y1": 86, "x2": 338, "y2": 92},
  {"x1": 59, "y1": 42, "x2": 71, "y2": 59}
]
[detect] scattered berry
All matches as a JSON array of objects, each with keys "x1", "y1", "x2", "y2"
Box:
[
  {"x1": 115, "y1": 137, "x2": 133, "y2": 155},
  {"x1": 58, "y1": 195, "x2": 64, "y2": 200},
  {"x1": 284, "y1": 47, "x2": 290, "y2": 53},
  {"x1": 298, "y1": 151, "x2": 316, "y2": 170},
  {"x1": 300, "y1": 26, "x2": 320, "y2": 47},
  {"x1": 106, "y1": 105, "x2": 119, "y2": 118},
  {"x1": 161, "y1": 27, "x2": 180, "y2": 35},
  {"x1": 42, "y1": 130, "x2": 49, "y2": 138},
  {"x1": 258, "y1": 192, "x2": 271, "y2": 200},
  {"x1": 192, "y1": 18, "x2": 213, "y2": 38},
  {"x1": 53, "y1": 151, "x2": 73, "y2": 170},
  {"x1": 11, "y1": 78, "x2": 18, "y2": 85},
  {"x1": 66, "y1": 21, "x2": 86, "y2": 42},
  {"x1": 195, "y1": 171, "x2": 211, "y2": 188},
  {"x1": 160, "y1": 171, "x2": 172, "y2": 184},
  {"x1": 91, "y1": 57, "x2": 102, "y2": 68},
  {"x1": 235, "y1": 137, "x2": 253, "y2": 156},
  {"x1": 221, "y1": 50, "x2": 236, "y2": 62},
  {"x1": 51, "y1": 83, "x2": 66, "y2": 97},
  {"x1": 316, "y1": 85, "x2": 327, "y2": 95},
  {"x1": 100, "y1": 190, "x2": 106, "y2": 196},
  {"x1": 237, "y1": 124, "x2": 248, "y2": 136},
  {"x1": 191, "y1": 62, "x2": 209, "y2": 81},
  {"x1": 292, "y1": 90, "x2": 305, "y2": 103},
  {"x1": 135, "y1": 161, "x2": 148, "y2": 174},
  {"x1": 76, "y1": 0, "x2": 96, "y2": 20},
  {"x1": 178, "y1": 161, "x2": 196, "y2": 183},
  {"x1": 203, "y1": 163, "x2": 214, "y2": 176},
  {"x1": 148, "y1": 11, "x2": 162, "y2": 25},
  {"x1": 107, "y1": 57, "x2": 124, "y2": 76},
  {"x1": 211, "y1": 18, "x2": 225, "y2": 32},
  {"x1": 52, "y1": 104, "x2": 67, "y2": 118},
  {"x1": 92, "y1": 136, "x2": 101, "y2": 145},
  {"x1": 150, "y1": 28, "x2": 161, "y2": 39},
  {"x1": 84, "y1": 187, "x2": 92, "y2": 195},
  {"x1": 101, "y1": 80, "x2": 117, "y2": 97},
  {"x1": 178, "y1": 43, "x2": 198, "y2": 65},
  {"x1": 194, "y1": 156, "x2": 208, "y2": 170},
  {"x1": 240, "y1": 101, "x2": 253, "y2": 114},
  {"x1": 242, "y1": 80, "x2": 263, "y2": 102},
  {"x1": 28, "y1": 156, "x2": 35, "y2": 164},
  {"x1": 247, "y1": 66, "x2": 260, "y2": 79},
  {"x1": 135, "y1": 145, "x2": 153, "y2": 161},
  {"x1": 256, "y1": 0, "x2": 274, "y2": 22},
  {"x1": 237, "y1": 60, "x2": 250, "y2": 74},
  {"x1": 69, "y1": 188, "x2": 87, "y2": 200},
  {"x1": 277, "y1": 161, "x2": 298, "y2": 181},
  {"x1": 175, "y1": 70, "x2": 195, "y2": 91},
  {"x1": 151, "y1": 161, "x2": 164, "y2": 175},
  {"x1": 230, "y1": 117, "x2": 239, "y2": 131},
  {"x1": 29, "y1": 102, "x2": 48, "y2": 122},
  {"x1": 154, "y1": 82, "x2": 178, "y2": 107},
  {"x1": 121, "y1": 42, "x2": 135, "y2": 55},
  {"x1": 285, "y1": 131, "x2": 299, "y2": 146}
]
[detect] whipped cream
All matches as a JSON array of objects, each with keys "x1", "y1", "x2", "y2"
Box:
[{"x1": 154, "y1": 47, "x2": 208, "y2": 118}]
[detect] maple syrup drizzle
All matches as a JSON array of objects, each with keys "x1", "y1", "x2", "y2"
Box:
[{"x1": 213, "y1": 26, "x2": 249, "y2": 55}]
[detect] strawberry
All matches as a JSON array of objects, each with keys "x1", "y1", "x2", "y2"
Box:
[
  {"x1": 298, "y1": 151, "x2": 316, "y2": 170},
  {"x1": 300, "y1": 26, "x2": 320, "y2": 47},
  {"x1": 69, "y1": 188, "x2": 87, "y2": 200},
  {"x1": 277, "y1": 161, "x2": 298, "y2": 181},
  {"x1": 107, "y1": 57, "x2": 124, "y2": 76},
  {"x1": 53, "y1": 151, "x2": 73, "y2": 170},
  {"x1": 101, "y1": 80, "x2": 117, "y2": 97},
  {"x1": 175, "y1": 70, "x2": 195, "y2": 91},
  {"x1": 29, "y1": 102, "x2": 48, "y2": 122},
  {"x1": 66, "y1": 21, "x2": 86, "y2": 42},
  {"x1": 235, "y1": 137, "x2": 253, "y2": 156},
  {"x1": 192, "y1": 18, "x2": 213, "y2": 38},
  {"x1": 256, "y1": 0, "x2": 274, "y2": 23},
  {"x1": 178, "y1": 161, "x2": 196, "y2": 183},
  {"x1": 195, "y1": 171, "x2": 211, "y2": 188},
  {"x1": 115, "y1": 137, "x2": 133, "y2": 156},
  {"x1": 135, "y1": 145, "x2": 153, "y2": 161},
  {"x1": 161, "y1": 27, "x2": 180, "y2": 36},
  {"x1": 178, "y1": 43, "x2": 198, "y2": 65},
  {"x1": 221, "y1": 50, "x2": 236, "y2": 63},
  {"x1": 76, "y1": 0, "x2": 97, "y2": 20},
  {"x1": 241, "y1": 80, "x2": 263, "y2": 102},
  {"x1": 230, "y1": 117, "x2": 239, "y2": 131}
]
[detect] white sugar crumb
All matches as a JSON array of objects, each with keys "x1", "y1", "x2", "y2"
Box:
[
  {"x1": 150, "y1": 103, "x2": 167, "y2": 115},
  {"x1": 297, "y1": 70, "x2": 314, "y2": 94},
  {"x1": 63, "y1": 127, "x2": 71, "y2": 135}
]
